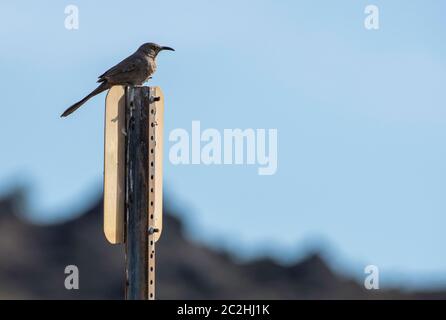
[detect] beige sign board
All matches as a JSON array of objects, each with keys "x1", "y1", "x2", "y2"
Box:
[{"x1": 103, "y1": 86, "x2": 164, "y2": 244}]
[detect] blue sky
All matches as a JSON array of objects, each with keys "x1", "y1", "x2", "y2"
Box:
[{"x1": 0, "y1": 1, "x2": 445, "y2": 287}]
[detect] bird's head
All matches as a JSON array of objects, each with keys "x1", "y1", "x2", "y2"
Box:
[{"x1": 138, "y1": 43, "x2": 175, "y2": 58}]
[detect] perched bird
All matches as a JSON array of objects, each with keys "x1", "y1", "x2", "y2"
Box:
[{"x1": 61, "y1": 42, "x2": 174, "y2": 117}]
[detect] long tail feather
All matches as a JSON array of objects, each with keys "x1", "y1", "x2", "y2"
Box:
[{"x1": 61, "y1": 82, "x2": 110, "y2": 117}]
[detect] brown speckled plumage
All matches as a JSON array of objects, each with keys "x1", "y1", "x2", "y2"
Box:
[{"x1": 61, "y1": 43, "x2": 174, "y2": 117}]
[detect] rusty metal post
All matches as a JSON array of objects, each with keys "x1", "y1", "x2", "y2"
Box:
[{"x1": 124, "y1": 86, "x2": 150, "y2": 300}]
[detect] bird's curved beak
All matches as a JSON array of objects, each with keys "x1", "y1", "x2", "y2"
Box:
[{"x1": 160, "y1": 46, "x2": 175, "y2": 52}]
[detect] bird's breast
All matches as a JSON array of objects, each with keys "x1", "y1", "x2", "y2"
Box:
[
  {"x1": 149, "y1": 59, "x2": 157, "y2": 75},
  {"x1": 143, "y1": 57, "x2": 156, "y2": 82}
]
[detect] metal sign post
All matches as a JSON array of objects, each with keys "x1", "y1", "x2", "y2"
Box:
[{"x1": 103, "y1": 85, "x2": 164, "y2": 300}]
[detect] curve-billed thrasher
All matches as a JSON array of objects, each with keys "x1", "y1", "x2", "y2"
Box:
[{"x1": 61, "y1": 43, "x2": 174, "y2": 117}]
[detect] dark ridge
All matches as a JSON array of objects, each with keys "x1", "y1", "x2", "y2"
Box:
[{"x1": 0, "y1": 188, "x2": 445, "y2": 299}]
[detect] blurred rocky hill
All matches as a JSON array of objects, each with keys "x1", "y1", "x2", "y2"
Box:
[{"x1": 0, "y1": 188, "x2": 445, "y2": 299}]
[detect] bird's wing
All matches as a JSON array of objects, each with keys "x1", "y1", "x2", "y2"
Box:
[{"x1": 97, "y1": 54, "x2": 144, "y2": 82}]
